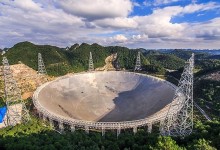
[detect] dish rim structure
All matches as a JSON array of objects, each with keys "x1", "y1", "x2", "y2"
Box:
[{"x1": 33, "y1": 71, "x2": 181, "y2": 131}]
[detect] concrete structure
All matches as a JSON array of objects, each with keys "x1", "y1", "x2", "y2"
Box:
[{"x1": 33, "y1": 71, "x2": 181, "y2": 133}]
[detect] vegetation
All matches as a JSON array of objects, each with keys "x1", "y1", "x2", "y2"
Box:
[
  {"x1": 0, "y1": 41, "x2": 220, "y2": 149},
  {"x1": 0, "y1": 79, "x2": 5, "y2": 107},
  {"x1": 1, "y1": 42, "x2": 189, "y2": 77},
  {"x1": 194, "y1": 79, "x2": 220, "y2": 118},
  {"x1": 143, "y1": 64, "x2": 166, "y2": 75},
  {"x1": 1, "y1": 42, "x2": 151, "y2": 76},
  {"x1": 0, "y1": 41, "x2": 71, "y2": 76},
  {"x1": 195, "y1": 59, "x2": 220, "y2": 77},
  {"x1": 195, "y1": 59, "x2": 220, "y2": 70},
  {"x1": 0, "y1": 98, "x2": 5, "y2": 108},
  {"x1": 145, "y1": 54, "x2": 185, "y2": 70},
  {"x1": 208, "y1": 55, "x2": 220, "y2": 60},
  {"x1": 0, "y1": 116, "x2": 219, "y2": 150},
  {"x1": 169, "y1": 49, "x2": 193, "y2": 60},
  {"x1": 169, "y1": 49, "x2": 209, "y2": 60}
]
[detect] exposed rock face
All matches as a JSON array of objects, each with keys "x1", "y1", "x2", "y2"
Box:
[
  {"x1": 0, "y1": 63, "x2": 51, "y2": 99},
  {"x1": 95, "y1": 53, "x2": 117, "y2": 71}
]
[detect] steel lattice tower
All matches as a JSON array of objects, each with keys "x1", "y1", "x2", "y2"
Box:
[
  {"x1": 38, "y1": 53, "x2": 47, "y2": 75},
  {"x1": 88, "y1": 52, "x2": 94, "y2": 71},
  {"x1": 2, "y1": 57, "x2": 30, "y2": 126},
  {"x1": 160, "y1": 53, "x2": 194, "y2": 137},
  {"x1": 134, "y1": 51, "x2": 141, "y2": 71},
  {"x1": 115, "y1": 58, "x2": 120, "y2": 71}
]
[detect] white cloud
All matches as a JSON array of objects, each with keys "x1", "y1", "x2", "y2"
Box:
[
  {"x1": 186, "y1": 18, "x2": 220, "y2": 40},
  {"x1": 130, "y1": 3, "x2": 219, "y2": 39},
  {"x1": 133, "y1": 2, "x2": 141, "y2": 7},
  {"x1": 102, "y1": 3, "x2": 220, "y2": 48},
  {"x1": 106, "y1": 34, "x2": 148, "y2": 46},
  {"x1": 1, "y1": 0, "x2": 42, "y2": 11},
  {"x1": 9, "y1": 31, "x2": 24, "y2": 37},
  {"x1": 0, "y1": 0, "x2": 91, "y2": 47},
  {"x1": 133, "y1": 6, "x2": 185, "y2": 38},
  {"x1": 132, "y1": 34, "x2": 148, "y2": 41},
  {"x1": 0, "y1": 0, "x2": 220, "y2": 49},
  {"x1": 182, "y1": 2, "x2": 219, "y2": 14},
  {"x1": 154, "y1": 0, "x2": 180, "y2": 6},
  {"x1": 110, "y1": 34, "x2": 128, "y2": 43},
  {"x1": 94, "y1": 17, "x2": 137, "y2": 28},
  {"x1": 53, "y1": 0, "x2": 133, "y2": 20},
  {"x1": 143, "y1": 0, "x2": 180, "y2": 6}
]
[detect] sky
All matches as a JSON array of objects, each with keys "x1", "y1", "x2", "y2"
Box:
[{"x1": 0, "y1": 0, "x2": 220, "y2": 49}]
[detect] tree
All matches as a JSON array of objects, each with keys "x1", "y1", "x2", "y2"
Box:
[
  {"x1": 151, "y1": 136, "x2": 185, "y2": 150},
  {"x1": 187, "y1": 139, "x2": 217, "y2": 150}
]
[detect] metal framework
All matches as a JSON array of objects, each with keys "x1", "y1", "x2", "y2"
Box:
[
  {"x1": 38, "y1": 53, "x2": 47, "y2": 75},
  {"x1": 134, "y1": 51, "x2": 141, "y2": 71},
  {"x1": 33, "y1": 54, "x2": 194, "y2": 136},
  {"x1": 88, "y1": 52, "x2": 94, "y2": 71},
  {"x1": 33, "y1": 71, "x2": 179, "y2": 136},
  {"x1": 160, "y1": 54, "x2": 194, "y2": 137},
  {"x1": 194, "y1": 102, "x2": 211, "y2": 121},
  {"x1": 2, "y1": 57, "x2": 30, "y2": 126},
  {"x1": 114, "y1": 57, "x2": 120, "y2": 71}
]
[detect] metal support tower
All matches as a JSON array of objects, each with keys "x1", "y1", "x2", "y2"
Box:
[
  {"x1": 71, "y1": 125, "x2": 75, "y2": 132},
  {"x1": 148, "y1": 123, "x2": 152, "y2": 133},
  {"x1": 42, "y1": 115, "x2": 46, "y2": 122},
  {"x1": 160, "y1": 54, "x2": 194, "y2": 137},
  {"x1": 133, "y1": 126, "x2": 137, "y2": 134},
  {"x1": 117, "y1": 127, "x2": 121, "y2": 137},
  {"x1": 102, "y1": 126, "x2": 105, "y2": 136},
  {"x1": 134, "y1": 51, "x2": 141, "y2": 71},
  {"x1": 59, "y1": 121, "x2": 64, "y2": 133},
  {"x1": 49, "y1": 118, "x2": 54, "y2": 128},
  {"x1": 114, "y1": 58, "x2": 120, "y2": 71},
  {"x1": 85, "y1": 125, "x2": 89, "y2": 134},
  {"x1": 2, "y1": 57, "x2": 30, "y2": 126},
  {"x1": 88, "y1": 52, "x2": 94, "y2": 71},
  {"x1": 38, "y1": 53, "x2": 47, "y2": 75}
]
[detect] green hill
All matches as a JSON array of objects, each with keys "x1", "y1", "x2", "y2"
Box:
[
  {"x1": 143, "y1": 50, "x2": 161, "y2": 56},
  {"x1": 169, "y1": 49, "x2": 193, "y2": 60},
  {"x1": 1, "y1": 41, "x2": 189, "y2": 76},
  {"x1": 0, "y1": 41, "x2": 71, "y2": 76},
  {"x1": 1, "y1": 41, "x2": 150, "y2": 76},
  {"x1": 146, "y1": 54, "x2": 185, "y2": 70},
  {"x1": 195, "y1": 79, "x2": 220, "y2": 118},
  {"x1": 68, "y1": 43, "x2": 150, "y2": 71},
  {"x1": 0, "y1": 42, "x2": 220, "y2": 150},
  {"x1": 169, "y1": 49, "x2": 210, "y2": 60}
]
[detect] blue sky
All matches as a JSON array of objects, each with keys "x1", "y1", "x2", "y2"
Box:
[
  {"x1": 0, "y1": 0, "x2": 220, "y2": 49},
  {"x1": 132, "y1": 0, "x2": 220, "y2": 22}
]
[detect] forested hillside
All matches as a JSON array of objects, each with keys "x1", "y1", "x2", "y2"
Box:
[
  {"x1": 0, "y1": 41, "x2": 220, "y2": 150},
  {"x1": 168, "y1": 49, "x2": 209, "y2": 60},
  {"x1": 195, "y1": 79, "x2": 220, "y2": 118},
  {"x1": 0, "y1": 42, "x2": 71, "y2": 76},
  {"x1": 145, "y1": 54, "x2": 185, "y2": 70},
  {"x1": 1, "y1": 42, "x2": 151, "y2": 76},
  {"x1": 1, "y1": 41, "x2": 186, "y2": 76}
]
